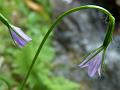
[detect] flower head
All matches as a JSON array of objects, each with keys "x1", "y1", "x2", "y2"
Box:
[
  {"x1": 9, "y1": 25, "x2": 32, "y2": 48},
  {"x1": 78, "y1": 46, "x2": 105, "y2": 77},
  {"x1": 79, "y1": 54, "x2": 102, "y2": 77}
]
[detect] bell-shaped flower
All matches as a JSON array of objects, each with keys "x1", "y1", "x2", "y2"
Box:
[
  {"x1": 78, "y1": 46, "x2": 105, "y2": 77},
  {"x1": 9, "y1": 25, "x2": 32, "y2": 48},
  {"x1": 79, "y1": 54, "x2": 102, "y2": 77}
]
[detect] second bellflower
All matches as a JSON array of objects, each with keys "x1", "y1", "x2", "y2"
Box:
[{"x1": 9, "y1": 25, "x2": 32, "y2": 48}]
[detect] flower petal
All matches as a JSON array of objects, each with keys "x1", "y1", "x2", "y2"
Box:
[
  {"x1": 98, "y1": 65, "x2": 101, "y2": 76},
  {"x1": 11, "y1": 31, "x2": 27, "y2": 47},
  {"x1": 88, "y1": 55, "x2": 102, "y2": 77}
]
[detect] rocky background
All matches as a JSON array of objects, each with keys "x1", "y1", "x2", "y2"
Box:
[{"x1": 50, "y1": 0, "x2": 120, "y2": 90}]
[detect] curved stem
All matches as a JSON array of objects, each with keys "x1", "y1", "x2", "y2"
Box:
[
  {"x1": 103, "y1": 15, "x2": 115, "y2": 47},
  {"x1": 19, "y1": 5, "x2": 115, "y2": 90}
]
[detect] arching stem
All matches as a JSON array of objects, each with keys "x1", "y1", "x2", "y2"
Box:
[{"x1": 19, "y1": 5, "x2": 115, "y2": 90}]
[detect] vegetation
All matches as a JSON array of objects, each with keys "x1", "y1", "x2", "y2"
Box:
[{"x1": 0, "y1": 0, "x2": 80, "y2": 90}]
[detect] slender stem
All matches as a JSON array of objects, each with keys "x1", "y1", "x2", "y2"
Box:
[
  {"x1": 101, "y1": 47, "x2": 107, "y2": 73},
  {"x1": 0, "y1": 13, "x2": 10, "y2": 27},
  {"x1": 19, "y1": 5, "x2": 115, "y2": 90},
  {"x1": 103, "y1": 15, "x2": 115, "y2": 47}
]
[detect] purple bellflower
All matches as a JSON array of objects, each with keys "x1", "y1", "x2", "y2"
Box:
[
  {"x1": 78, "y1": 47, "x2": 106, "y2": 77},
  {"x1": 79, "y1": 54, "x2": 102, "y2": 77},
  {"x1": 9, "y1": 25, "x2": 32, "y2": 48}
]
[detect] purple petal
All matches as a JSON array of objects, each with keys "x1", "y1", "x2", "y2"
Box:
[
  {"x1": 11, "y1": 31, "x2": 27, "y2": 48},
  {"x1": 88, "y1": 55, "x2": 102, "y2": 77},
  {"x1": 98, "y1": 65, "x2": 101, "y2": 76},
  {"x1": 11, "y1": 25, "x2": 32, "y2": 42}
]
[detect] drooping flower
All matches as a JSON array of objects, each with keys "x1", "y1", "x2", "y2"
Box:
[
  {"x1": 78, "y1": 46, "x2": 106, "y2": 77},
  {"x1": 9, "y1": 25, "x2": 32, "y2": 48},
  {"x1": 79, "y1": 54, "x2": 102, "y2": 77}
]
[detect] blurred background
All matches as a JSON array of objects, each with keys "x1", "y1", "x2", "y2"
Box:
[{"x1": 0, "y1": 0, "x2": 120, "y2": 90}]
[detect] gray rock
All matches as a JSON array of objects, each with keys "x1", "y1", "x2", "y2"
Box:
[{"x1": 51, "y1": 0, "x2": 120, "y2": 90}]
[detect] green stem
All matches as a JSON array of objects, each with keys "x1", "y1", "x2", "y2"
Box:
[
  {"x1": 101, "y1": 47, "x2": 107, "y2": 73},
  {"x1": 103, "y1": 15, "x2": 115, "y2": 47},
  {"x1": 19, "y1": 5, "x2": 115, "y2": 90},
  {"x1": 0, "y1": 13, "x2": 10, "y2": 27}
]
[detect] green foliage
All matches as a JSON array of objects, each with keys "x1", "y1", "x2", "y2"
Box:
[
  {"x1": 0, "y1": 0, "x2": 80, "y2": 90},
  {"x1": 12, "y1": 26, "x2": 79, "y2": 90}
]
